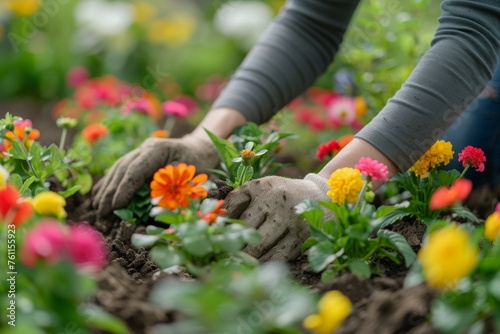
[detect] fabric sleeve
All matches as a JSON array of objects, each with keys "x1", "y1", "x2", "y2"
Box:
[
  {"x1": 356, "y1": 0, "x2": 500, "y2": 171},
  {"x1": 211, "y1": 0, "x2": 361, "y2": 124}
]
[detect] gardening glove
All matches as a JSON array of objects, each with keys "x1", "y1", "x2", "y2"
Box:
[
  {"x1": 93, "y1": 135, "x2": 219, "y2": 218},
  {"x1": 222, "y1": 174, "x2": 330, "y2": 262}
]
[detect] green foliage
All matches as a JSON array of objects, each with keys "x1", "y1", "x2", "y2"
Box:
[
  {"x1": 113, "y1": 184, "x2": 153, "y2": 224},
  {"x1": 205, "y1": 122, "x2": 297, "y2": 187},
  {"x1": 149, "y1": 261, "x2": 316, "y2": 334},
  {"x1": 0, "y1": 114, "x2": 91, "y2": 197},
  {"x1": 297, "y1": 198, "x2": 416, "y2": 281},
  {"x1": 131, "y1": 198, "x2": 261, "y2": 276},
  {"x1": 378, "y1": 169, "x2": 478, "y2": 226}
]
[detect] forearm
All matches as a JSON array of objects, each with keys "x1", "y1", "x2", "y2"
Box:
[
  {"x1": 191, "y1": 107, "x2": 247, "y2": 140},
  {"x1": 356, "y1": 0, "x2": 500, "y2": 171},
  {"x1": 318, "y1": 138, "x2": 398, "y2": 190}
]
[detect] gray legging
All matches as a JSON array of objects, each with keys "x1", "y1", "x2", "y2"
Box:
[{"x1": 442, "y1": 62, "x2": 500, "y2": 186}]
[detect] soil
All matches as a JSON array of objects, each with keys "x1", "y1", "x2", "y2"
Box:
[{"x1": 8, "y1": 100, "x2": 500, "y2": 334}]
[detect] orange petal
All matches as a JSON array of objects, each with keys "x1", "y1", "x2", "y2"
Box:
[
  {"x1": 452, "y1": 178, "x2": 472, "y2": 202},
  {"x1": 430, "y1": 187, "x2": 452, "y2": 210}
]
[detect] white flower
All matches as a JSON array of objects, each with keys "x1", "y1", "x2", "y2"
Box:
[
  {"x1": 75, "y1": 0, "x2": 133, "y2": 37},
  {"x1": 214, "y1": 1, "x2": 274, "y2": 50}
]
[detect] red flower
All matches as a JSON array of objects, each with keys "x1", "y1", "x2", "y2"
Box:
[
  {"x1": 354, "y1": 157, "x2": 389, "y2": 181},
  {"x1": 0, "y1": 185, "x2": 33, "y2": 226},
  {"x1": 430, "y1": 178, "x2": 472, "y2": 210},
  {"x1": 316, "y1": 139, "x2": 340, "y2": 161},
  {"x1": 66, "y1": 66, "x2": 89, "y2": 88},
  {"x1": 201, "y1": 199, "x2": 227, "y2": 224},
  {"x1": 458, "y1": 146, "x2": 486, "y2": 172},
  {"x1": 82, "y1": 124, "x2": 109, "y2": 145}
]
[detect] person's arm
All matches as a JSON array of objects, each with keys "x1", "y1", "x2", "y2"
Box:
[{"x1": 211, "y1": 0, "x2": 362, "y2": 125}]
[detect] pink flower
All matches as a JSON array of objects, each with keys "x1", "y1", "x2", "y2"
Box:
[
  {"x1": 458, "y1": 146, "x2": 486, "y2": 172},
  {"x1": 13, "y1": 119, "x2": 33, "y2": 128},
  {"x1": 354, "y1": 157, "x2": 389, "y2": 181},
  {"x1": 162, "y1": 96, "x2": 198, "y2": 118},
  {"x1": 496, "y1": 203, "x2": 500, "y2": 213},
  {"x1": 20, "y1": 220, "x2": 68, "y2": 268},
  {"x1": 67, "y1": 66, "x2": 89, "y2": 88},
  {"x1": 67, "y1": 224, "x2": 107, "y2": 274},
  {"x1": 196, "y1": 75, "x2": 226, "y2": 102},
  {"x1": 317, "y1": 139, "x2": 340, "y2": 161},
  {"x1": 327, "y1": 95, "x2": 357, "y2": 128},
  {"x1": 122, "y1": 97, "x2": 155, "y2": 115}
]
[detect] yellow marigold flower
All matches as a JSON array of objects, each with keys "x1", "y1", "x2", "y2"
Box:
[
  {"x1": 0, "y1": 164, "x2": 9, "y2": 189},
  {"x1": 327, "y1": 168, "x2": 364, "y2": 204},
  {"x1": 409, "y1": 140, "x2": 454, "y2": 177},
  {"x1": 5, "y1": 0, "x2": 40, "y2": 16},
  {"x1": 303, "y1": 290, "x2": 352, "y2": 334},
  {"x1": 418, "y1": 224, "x2": 478, "y2": 290},
  {"x1": 33, "y1": 191, "x2": 67, "y2": 219},
  {"x1": 485, "y1": 211, "x2": 500, "y2": 242},
  {"x1": 354, "y1": 96, "x2": 368, "y2": 118},
  {"x1": 147, "y1": 13, "x2": 196, "y2": 47},
  {"x1": 134, "y1": 1, "x2": 156, "y2": 23}
]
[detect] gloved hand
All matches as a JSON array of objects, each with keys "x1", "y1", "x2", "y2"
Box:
[
  {"x1": 222, "y1": 174, "x2": 331, "y2": 262},
  {"x1": 93, "y1": 135, "x2": 219, "y2": 218}
]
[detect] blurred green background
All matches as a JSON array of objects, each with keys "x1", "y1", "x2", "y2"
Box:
[{"x1": 0, "y1": 0, "x2": 440, "y2": 105}]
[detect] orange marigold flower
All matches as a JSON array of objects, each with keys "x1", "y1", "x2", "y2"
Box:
[
  {"x1": 151, "y1": 163, "x2": 208, "y2": 210},
  {"x1": 82, "y1": 124, "x2": 109, "y2": 144},
  {"x1": 201, "y1": 199, "x2": 227, "y2": 224},
  {"x1": 338, "y1": 134, "x2": 354, "y2": 150},
  {"x1": 151, "y1": 130, "x2": 169, "y2": 138},
  {"x1": 4, "y1": 121, "x2": 40, "y2": 150},
  {"x1": 429, "y1": 178, "x2": 472, "y2": 210}
]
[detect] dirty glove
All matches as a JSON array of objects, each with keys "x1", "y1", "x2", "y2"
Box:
[
  {"x1": 222, "y1": 174, "x2": 330, "y2": 262},
  {"x1": 93, "y1": 135, "x2": 219, "y2": 218}
]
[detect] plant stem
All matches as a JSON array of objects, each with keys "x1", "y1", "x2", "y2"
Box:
[
  {"x1": 12, "y1": 131, "x2": 39, "y2": 181},
  {"x1": 460, "y1": 165, "x2": 470, "y2": 178},
  {"x1": 59, "y1": 128, "x2": 67, "y2": 152},
  {"x1": 354, "y1": 179, "x2": 369, "y2": 210},
  {"x1": 164, "y1": 116, "x2": 177, "y2": 135}
]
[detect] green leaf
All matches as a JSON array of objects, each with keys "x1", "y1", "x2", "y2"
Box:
[
  {"x1": 10, "y1": 139, "x2": 27, "y2": 160},
  {"x1": 347, "y1": 259, "x2": 371, "y2": 278},
  {"x1": 450, "y1": 206, "x2": 479, "y2": 224},
  {"x1": 183, "y1": 234, "x2": 212, "y2": 257},
  {"x1": 204, "y1": 128, "x2": 240, "y2": 169},
  {"x1": 59, "y1": 185, "x2": 82, "y2": 199},
  {"x1": 431, "y1": 299, "x2": 475, "y2": 334},
  {"x1": 114, "y1": 209, "x2": 135, "y2": 223},
  {"x1": 83, "y1": 304, "x2": 129, "y2": 334},
  {"x1": 8, "y1": 173, "x2": 23, "y2": 190},
  {"x1": 131, "y1": 233, "x2": 160, "y2": 248},
  {"x1": 34, "y1": 186, "x2": 47, "y2": 195},
  {"x1": 76, "y1": 173, "x2": 93, "y2": 194},
  {"x1": 19, "y1": 176, "x2": 36, "y2": 194},
  {"x1": 302, "y1": 237, "x2": 319, "y2": 253},
  {"x1": 211, "y1": 232, "x2": 244, "y2": 253},
  {"x1": 377, "y1": 230, "x2": 416, "y2": 267},
  {"x1": 146, "y1": 225, "x2": 167, "y2": 235},
  {"x1": 376, "y1": 205, "x2": 397, "y2": 218},
  {"x1": 308, "y1": 241, "x2": 342, "y2": 272},
  {"x1": 150, "y1": 244, "x2": 185, "y2": 268},
  {"x1": 372, "y1": 208, "x2": 411, "y2": 229}
]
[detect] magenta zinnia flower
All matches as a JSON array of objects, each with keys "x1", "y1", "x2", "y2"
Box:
[
  {"x1": 458, "y1": 146, "x2": 486, "y2": 172},
  {"x1": 354, "y1": 157, "x2": 389, "y2": 181},
  {"x1": 20, "y1": 220, "x2": 68, "y2": 268}
]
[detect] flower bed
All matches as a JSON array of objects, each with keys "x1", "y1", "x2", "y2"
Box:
[{"x1": 2, "y1": 87, "x2": 500, "y2": 334}]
